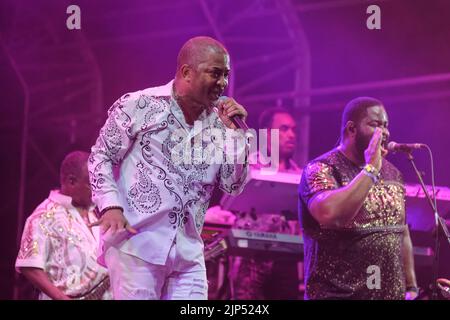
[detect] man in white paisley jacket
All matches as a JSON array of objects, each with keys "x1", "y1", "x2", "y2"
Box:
[{"x1": 88, "y1": 36, "x2": 250, "y2": 300}]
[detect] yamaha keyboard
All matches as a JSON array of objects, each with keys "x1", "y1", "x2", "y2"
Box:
[
  {"x1": 225, "y1": 229, "x2": 304, "y2": 260},
  {"x1": 213, "y1": 169, "x2": 445, "y2": 266},
  {"x1": 205, "y1": 228, "x2": 435, "y2": 266}
]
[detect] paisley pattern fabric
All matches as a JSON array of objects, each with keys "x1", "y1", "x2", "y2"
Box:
[{"x1": 89, "y1": 80, "x2": 249, "y2": 268}]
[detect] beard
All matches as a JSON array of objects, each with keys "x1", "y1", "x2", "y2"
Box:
[{"x1": 355, "y1": 130, "x2": 371, "y2": 156}]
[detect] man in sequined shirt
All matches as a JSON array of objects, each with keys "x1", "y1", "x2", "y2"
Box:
[
  {"x1": 298, "y1": 97, "x2": 417, "y2": 300},
  {"x1": 88, "y1": 36, "x2": 249, "y2": 299},
  {"x1": 15, "y1": 151, "x2": 111, "y2": 300}
]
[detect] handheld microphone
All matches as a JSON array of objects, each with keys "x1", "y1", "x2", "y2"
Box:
[
  {"x1": 214, "y1": 96, "x2": 249, "y2": 131},
  {"x1": 387, "y1": 141, "x2": 425, "y2": 153}
]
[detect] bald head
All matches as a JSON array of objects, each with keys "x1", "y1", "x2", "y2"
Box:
[
  {"x1": 60, "y1": 151, "x2": 90, "y2": 186},
  {"x1": 60, "y1": 150, "x2": 92, "y2": 208},
  {"x1": 176, "y1": 36, "x2": 228, "y2": 72}
]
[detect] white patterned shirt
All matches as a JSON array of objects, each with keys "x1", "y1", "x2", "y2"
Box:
[
  {"x1": 89, "y1": 80, "x2": 249, "y2": 270},
  {"x1": 15, "y1": 190, "x2": 111, "y2": 300}
]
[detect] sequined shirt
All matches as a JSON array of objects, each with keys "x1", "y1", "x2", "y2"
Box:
[
  {"x1": 89, "y1": 80, "x2": 249, "y2": 270},
  {"x1": 15, "y1": 190, "x2": 111, "y2": 300},
  {"x1": 298, "y1": 148, "x2": 406, "y2": 299}
]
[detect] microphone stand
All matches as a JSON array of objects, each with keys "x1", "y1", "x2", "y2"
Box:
[{"x1": 406, "y1": 151, "x2": 450, "y2": 299}]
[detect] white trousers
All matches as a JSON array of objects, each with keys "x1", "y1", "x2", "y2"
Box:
[{"x1": 105, "y1": 245, "x2": 208, "y2": 300}]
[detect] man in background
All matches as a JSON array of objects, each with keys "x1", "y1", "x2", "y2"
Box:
[
  {"x1": 15, "y1": 151, "x2": 111, "y2": 300},
  {"x1": 229, "y1": 107, "x2": 303, "y2": 299}
]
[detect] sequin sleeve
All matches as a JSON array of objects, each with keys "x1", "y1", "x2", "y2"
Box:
[
  {"x1": 299, "y1": 161, "x2": 339, "y2": 205},
  {"x1": 15, "y1": 211, "x2": 48, "y2": 271}
]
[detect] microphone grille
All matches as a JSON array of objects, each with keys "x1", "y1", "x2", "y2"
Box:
[{"x1": 387, "y1": 141, "x2": 397, "y2": 151}]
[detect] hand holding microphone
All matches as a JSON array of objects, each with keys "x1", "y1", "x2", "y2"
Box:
[{"x1": 214, "y1": 96, "x2": 249, "y2": 130}]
